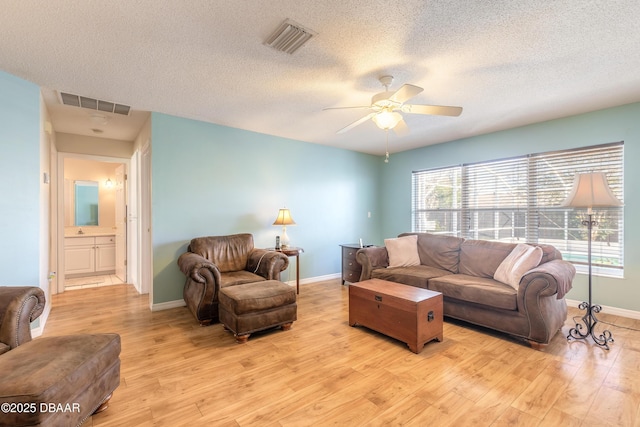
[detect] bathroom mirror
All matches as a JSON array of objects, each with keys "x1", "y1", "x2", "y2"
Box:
[{"x1": 74, "y1": 180, "x2": 99, "y2": 226}]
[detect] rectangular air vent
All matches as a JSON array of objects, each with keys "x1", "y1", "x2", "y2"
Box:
[
  {"x1": 58, "y1": 92, "x2": 131, "y2": 116},
  {"x1": 264, "y1": 19, "x2": 317, "y2": 54}
]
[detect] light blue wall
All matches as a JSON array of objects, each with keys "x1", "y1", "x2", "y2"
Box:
[
  {"x1": 4, "y1": 66, "x2": 638, "y2": 313},
  {"x1": 151, "y1": 113, "x2": 382, "y2": 304},
  {"x1": 0, "y1": 71, "x2": 41, "y2": 286},
  {"x1": 379, "y1": 102, "x2": 640, "y2": 311}
]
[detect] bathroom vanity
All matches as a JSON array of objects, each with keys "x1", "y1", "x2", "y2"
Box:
[{"x1": 64, "y1": 234, "x2": 116, "y2": 277}]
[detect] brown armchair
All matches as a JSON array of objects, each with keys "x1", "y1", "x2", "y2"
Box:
[
  {"x1": 0, "y1": 286, "x2": 45, "y2": 355},
  {"x1": 178, "y1": 233, "x2": 289, "y2": 325}
]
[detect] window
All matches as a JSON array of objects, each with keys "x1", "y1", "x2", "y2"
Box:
[{"x1": 412, "y1": 142, "x2": 624, "y2": 277}]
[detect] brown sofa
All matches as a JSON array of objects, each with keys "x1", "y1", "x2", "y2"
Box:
[
  {"x1": 178, "y1": 233, "x2": 289, "y2": 325},
  {"x1": 0, "y1": 286, "x2": 121, "y2": 426},
  {"x1": 356, "y1": 233, "x2": 576, "y2": 348}
]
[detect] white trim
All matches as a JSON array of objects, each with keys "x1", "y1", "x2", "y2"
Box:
[
  {"x1": 150, "y1": 273, "x2": 343, "y2": 312},
  {"x1": 31, "y1": 325, "x2": 43, "y2": 338},
  {"x1": 283, "y1": 272, "x2": 341, "y2": 287},
  {"x1": 565, "y1": 298, "x2": 640, "y2": 320},
  {"x1": 151, "y1": 299, "x2": 186, "y2": 312}
]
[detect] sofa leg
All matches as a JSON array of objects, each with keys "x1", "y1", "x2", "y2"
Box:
[
  {"x1": 281, "y1": 322, "x2": 293, "y2": 331},
  {"x1": 235, "y1": 334, "x2": 250, "y2": 344},
  {"x1": 93, "y1": 393, "x2": 113, "y2": 414},
  {"x1": 528, "y1": 340, "x2": 547, "y2": 351}
]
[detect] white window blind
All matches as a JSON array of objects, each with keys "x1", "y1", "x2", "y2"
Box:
[{"x1": 412, "y1": 142, "x2": 624, "y2": 276}]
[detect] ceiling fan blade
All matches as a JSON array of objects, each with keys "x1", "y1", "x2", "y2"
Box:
[
  {"x1": 389, "y1": 84, "x2": 423, "y2": 104},
  {"x1": 323, "y1": 106, "x2": 371, "y2": 111},
  {"x1": 392, "y1": 118, "x2": 409, "y2": 136},
  {"x1": 402, "y1": 104, "x2": 463, "y2": 117},
  {"x1": 337, "y1": 112, "x2": 376, "y2": 134}
]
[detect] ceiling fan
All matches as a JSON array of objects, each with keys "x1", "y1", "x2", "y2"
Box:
[{"x1": 325, "y1": 75, "x2": 463, "y2": 135}]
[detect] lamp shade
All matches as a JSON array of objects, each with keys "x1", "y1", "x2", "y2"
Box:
[
  {"x1": 560, "y1": 172, "x2": 622, "y2": 209},
  {"x1": 273, "y1": 208, "x2": 296, "y2": 226}
]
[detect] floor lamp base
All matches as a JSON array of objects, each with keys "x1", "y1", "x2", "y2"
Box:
[{"x1": 567, "y1": 302, "x2": 614, "y2": 350}]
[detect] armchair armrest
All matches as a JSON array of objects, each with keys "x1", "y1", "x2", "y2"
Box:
[
  {"x1": 177, "y1": 252, "x2": 222, "y2": 285},
  {"x1": 0, "y1": 286, "x2": 45, "y2": 349},
  {"x1": 356, "y1": 246, "x2": 389, "y2": 281},
  {"x1": 247, "y1": 249, "x2": 289, "y2": 280}
]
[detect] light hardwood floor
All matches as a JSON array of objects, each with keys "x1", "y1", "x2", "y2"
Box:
[{"x1": 42, "y1": 280, "x2": 640, "y2": 426}]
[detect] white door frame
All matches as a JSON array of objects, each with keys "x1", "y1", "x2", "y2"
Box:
[
  {"x1": 56, "y1": 153, "x2": 137, "y2": 293},
  {"x1": 139, "y1": 141, "x2": 153, "y2": 303}
]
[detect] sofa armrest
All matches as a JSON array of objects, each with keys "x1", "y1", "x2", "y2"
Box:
[
  {"x1": 520, "y1": 259, "x2": 576, "y2": 300},
  {"x1": 0, "y1": 286, "x2": 46, "y2": 349},
  {"x1": 356, "y1": 246, "x2": 389, "y2": 281},
  {"x1": 517, "y1": 260, "x2": 576, "y2": 344},
  {"x1": 247, "y1": 249, "x2": 289, "y2": 280}
]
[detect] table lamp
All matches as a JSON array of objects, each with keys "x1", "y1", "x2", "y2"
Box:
[{"x1": 273, "y1": 208, "x2": 296, "y2": 248}]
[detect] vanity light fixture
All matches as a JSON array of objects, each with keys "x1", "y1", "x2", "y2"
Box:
[{"x1": 105, "y1": 178, "x2": 113, "y2": 188}]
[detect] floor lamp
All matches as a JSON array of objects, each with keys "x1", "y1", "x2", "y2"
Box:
[{"x1": 561, "y1": 172, "x2": 622, "y2": 350}]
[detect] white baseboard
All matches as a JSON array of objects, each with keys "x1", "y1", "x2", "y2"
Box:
[
  {"x1": 151, "y1": 273, "x2": 343, "y2": 312},
  {"x1": 31, "y1": 325, "x2": 43, "y2": 338},
  {"x1": 283, "y1": 272, "x2": 341, "y2": 287},
  {"x1": 29, "y1": 302, "x2": 51, "y2": 339},
  {"x1": 151, "y1": 299, "x2": 186, "y2": 312},
  {"x1": 565, "y1": 298, "x2": 640, "y2": 320}
]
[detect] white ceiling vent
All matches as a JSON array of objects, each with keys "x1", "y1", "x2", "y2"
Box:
[
  {"x1": 264, "y1": 19, "x2": 317, "y2": 54},
  {"x1": 58, "y1": 92, "x2": 131, "y2": 116}
]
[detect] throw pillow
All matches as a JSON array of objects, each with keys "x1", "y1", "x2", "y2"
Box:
[
  {"x1": 385, "y1": 235, "x2": 420, "y2": 267},
  {"x1": 494, "y1": 243, "x2": 543, "y2": 289}
]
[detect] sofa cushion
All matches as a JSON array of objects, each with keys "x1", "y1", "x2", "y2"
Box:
[
  {"x1": 385, "y1": 235, "x2": 420, "y2": 267},
  {"x1": 494, "y1": 244, "x2": 543, "y2": 288},
  {"x1": 428, "y1": 274, "x2": 518, "y2": 311},
  {"x1": 458, "y1": 240, "x2": 517, "y2": 278},
  {"x1": 0, "y1": 341, "x2": 9, "y2": 355},
  {"x1": 400, "y1": 233, "x2": 464, "y2": 273},
  {"x1": 189, "y1": 234, "x2": 254, "y2": 273},
  {"x1": 538, "y1": 244, "x2": 562, "y2": 264},
  {"x1": 372, "y1": 265, "x2": 452, "y2": 289},
  {"x1": 219, "y1": 270, "x2": 266, "y2": 288}
]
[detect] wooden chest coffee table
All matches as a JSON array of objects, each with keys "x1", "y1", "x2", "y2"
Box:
[{"x1": 349, "y1": 278, "x2": 443, "y2": 353}]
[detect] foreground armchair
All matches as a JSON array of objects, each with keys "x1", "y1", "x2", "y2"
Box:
[
  {"x1": 0, "y1": 286, "x2": 45, "y2": 354},
  {"x1": 178, "y1": 233, "x2": 289, "y2": 325},
  {"x1": 0, "y1": 287, "x2": 121, "y2": 426}
]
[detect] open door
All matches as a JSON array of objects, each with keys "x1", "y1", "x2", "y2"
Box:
[{"x1": 115, "y1": 164, "x2": 126, "y2": 281}]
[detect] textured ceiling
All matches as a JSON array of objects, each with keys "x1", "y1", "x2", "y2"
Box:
[{"x1": 2, "y1": 0, "x2": 640, "y2": 155}]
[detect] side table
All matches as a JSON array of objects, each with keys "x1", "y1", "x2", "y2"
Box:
[
  {"x1": 340, "y1": 244, "x2": 362, "y2": 285},
  {"x1": 267, "y1": 247, "x2": 304, "y2": 294}
]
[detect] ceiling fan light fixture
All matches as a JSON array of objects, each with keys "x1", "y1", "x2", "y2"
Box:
[{"x1": 372, "y1": 111, "x2": 402, "y2": 130}]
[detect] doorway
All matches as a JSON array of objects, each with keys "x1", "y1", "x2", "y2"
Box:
[{"x1": 56, "y1": 153, "x2": 130, "y2": 293}]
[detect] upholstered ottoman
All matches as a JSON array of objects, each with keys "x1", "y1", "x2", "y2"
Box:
[
  {"x1": 219, "y1": 280, "x2": 297, "y2": 343},
  {"x1": 0, "y1": 333, "x2": 121, "y2": 427}
]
